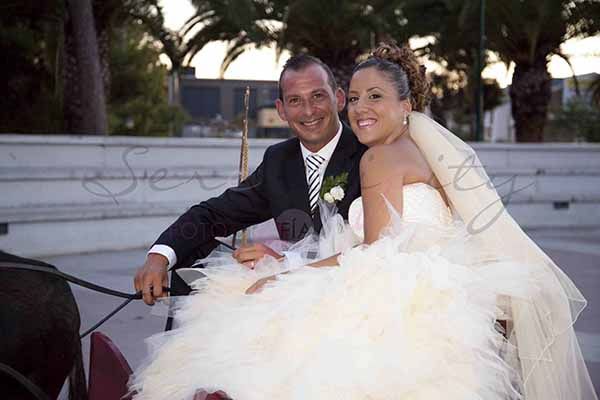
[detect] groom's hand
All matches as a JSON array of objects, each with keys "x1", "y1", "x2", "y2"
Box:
[
  {"x1": 233, "y1": 243, "x2": 283, "y2": 269},
  {"x1": 134, "y1": 253, "x2": 169, "y2": 305}
]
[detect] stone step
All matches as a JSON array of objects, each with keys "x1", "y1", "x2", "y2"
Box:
[
  {"x1": 2, "y1": 170, "x2": 599, "y2": 209},
  {"x1": 0, "y1": 199, "x2": 598, "y2": 258}
]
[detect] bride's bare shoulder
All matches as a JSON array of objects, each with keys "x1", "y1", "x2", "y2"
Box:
[{"x1": 359, "y1": 142, "x2": 411, "y2": 187}]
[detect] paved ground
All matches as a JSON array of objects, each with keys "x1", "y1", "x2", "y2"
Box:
[
  {"x1": 42, "y1": 230, "x2": 599, "y2": 397},
  {"x1": 531, "y1": 233, "x2": 600, "y2": 391}
]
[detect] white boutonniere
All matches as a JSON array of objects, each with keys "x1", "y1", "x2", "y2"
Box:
[{"x1": 320, "y1": 172, "x2": 348, "y2": 204}]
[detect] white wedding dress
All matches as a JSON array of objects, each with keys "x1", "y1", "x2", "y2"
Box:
[{"x1": 131, "y1": 182, "x2": 534, "y2": 400}]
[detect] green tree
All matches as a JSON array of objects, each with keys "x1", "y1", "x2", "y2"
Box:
[
  {"x1": 182, "y1": 0, "x2": 505, "y2": 130},
  {"x1": 0, "y1": 0, "x2": 64, "y2": 133},
  {"x1": 402, "y1": 1, "x2": 502, "y2": 134},
  {"x1": 429, "y1": 72, "x2": 503, "y2": 139},
  {"x1": 590, "y1": 75, "x2": 600, "y2": 108},
  {"x1": 484, "y1": 0, "x2": 600, "y2": 142},
  {"x1": 404, "y1": 0, "x2": 600, "y2": 141},
  {"x1": 108, "y1": 23, "x2": 187, "y2": 135},
  {"x1": 402, "y1": 1, "x2": 482, "y2": 81},
  {"x1": 0, "y1": 0, "x2": 185, "y2": 135},
  {"x1": 553, "y1": 98, "x2": 600, "y2": 142},
  {"x1": 127, "y1": 0, "x2": 191, "y2": 109},
  {"x1": 64, "y1": 0, "x2": 107, "y2": 134},
  {"x1": 183, "y1": 0, "x2": 411, "y2": 89}
]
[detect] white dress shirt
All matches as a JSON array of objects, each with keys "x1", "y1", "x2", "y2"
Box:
[
  {"x1": 299, "y1": 123, "x2": 343, "y2": 191},
  {"x1": 148, "y1": 123, "x2": 343, "y2": 268}
]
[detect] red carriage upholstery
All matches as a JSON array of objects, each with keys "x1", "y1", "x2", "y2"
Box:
[
  {"x1": 193, "y1": 389, "x2": 231, "y2": 399},
  {"x1": 88, "y1": 331, "x2": 133, "y2": 400},
  {"x1": 88, "y1": 331, "x2": 230, "y2": 400}
]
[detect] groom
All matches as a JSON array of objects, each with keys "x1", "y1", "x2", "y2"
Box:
[{"x1": 134, "y1": 54, "x2": 367, "y2": 305}]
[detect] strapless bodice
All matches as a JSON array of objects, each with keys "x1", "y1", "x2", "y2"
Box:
[{"x1": 348, "y1": 183, "x2": 453, "y2": 240}]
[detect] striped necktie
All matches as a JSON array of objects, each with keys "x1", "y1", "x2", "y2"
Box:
[{"x1": 306, "y1": 154, "x2": 326, "y2": 214}]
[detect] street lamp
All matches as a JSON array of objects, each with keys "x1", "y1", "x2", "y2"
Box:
[{"x1": 475, "y1": 0, "x2": 486, "y2": 141}]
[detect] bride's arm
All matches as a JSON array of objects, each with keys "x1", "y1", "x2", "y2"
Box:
[{"x1": 245, "y1": 254, "x2": 339, "y2": 294}]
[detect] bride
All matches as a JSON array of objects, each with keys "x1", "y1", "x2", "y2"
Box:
[{"x1": 130, "y1": 44, "x2": 597, "y2": 400}]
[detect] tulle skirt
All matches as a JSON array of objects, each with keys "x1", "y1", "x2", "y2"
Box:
[{"x1": 129, "y1": 214, "x2": 540, "y2": 400}]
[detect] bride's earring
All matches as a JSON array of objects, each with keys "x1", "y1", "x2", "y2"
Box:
[{"x1": 403, "y1": 116, "x2": 408, "y2": 126}]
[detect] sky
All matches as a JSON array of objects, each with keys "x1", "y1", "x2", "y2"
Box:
[{"x1": 160, "y1": 0, "x2": 600, "y2": 88}]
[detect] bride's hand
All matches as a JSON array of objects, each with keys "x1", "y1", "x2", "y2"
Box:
[{"x1": 245, "y1": 274, "x2": 277, "y2": 294}]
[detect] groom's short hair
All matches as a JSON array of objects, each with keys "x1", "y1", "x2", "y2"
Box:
[{"x1": 278, "y1": 54, "x2": 338, "y2": 100}]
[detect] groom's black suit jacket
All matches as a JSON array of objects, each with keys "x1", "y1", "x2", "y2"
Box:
[{"x1": 155, "y1": 123, "x2": 367, "y2": 270}]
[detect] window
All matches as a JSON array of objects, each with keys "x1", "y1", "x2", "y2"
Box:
[{"x1": 181, "y1": 86, "x2": 221, "y2": 119}]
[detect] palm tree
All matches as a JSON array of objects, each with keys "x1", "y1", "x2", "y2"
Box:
[
  {"x1": 485, "y1": 0, "x2": 600, "y2": 141},
  {"x1": 183, "y1": 0, "x2": 409, "y2": 89},
  {"x1": 589, "y1": 74, "x2": 600, "y2": 109},
  {"x1": 183, "y1": 0, "x2": 276, "y2": 75},
  {"x1": 175, "y1": 0, "x2": 600, "y2": 142},
  {"x1": 0, "y1": 0, "x2": 65, "y2": 132},
  {"x1": 2, "y1": 0, "x2": 185, "y2": 134},
  {"x1": 63, "y1": 0, "x2": 136, "y2": 133},
  {"x1": 64, "y1": 0, "x2": 107, "y2": 134},
  {"x1": 127, "y1": 0, "x2": 191, "y2": 107},
  {"x1": 401, "y1": 0, "x2": 491, "y2": 132},
  {"x1": 408, "y1": 0, "x2": 600, "y2": 141}
]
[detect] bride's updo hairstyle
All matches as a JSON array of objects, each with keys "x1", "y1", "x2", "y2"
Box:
[{"x1": 353, "y1": 43, "x2": 430, "y2": 112}]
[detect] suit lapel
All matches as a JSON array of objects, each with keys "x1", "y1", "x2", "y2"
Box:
[{"x1": 323, "y1": 124, "x2": 358, "y2": 179}]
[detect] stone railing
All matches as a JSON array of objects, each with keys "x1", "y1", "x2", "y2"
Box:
[{"x1": 1, "y1": 134, "x2": 599, "y2": 257}]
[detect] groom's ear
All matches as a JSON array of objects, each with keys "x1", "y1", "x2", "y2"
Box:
[
  {"x1": 335, "y1": 88, "x2": 346, "y2": 112},
  {"x1": 275, "y1": 98, "x2": 288, "y2": 122}
]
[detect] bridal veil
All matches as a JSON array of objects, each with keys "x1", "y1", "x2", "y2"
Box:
[{"x1": 408, "y1": 112, "x2": 597, "y2": 399}]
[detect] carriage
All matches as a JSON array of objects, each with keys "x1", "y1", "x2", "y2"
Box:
[
  {"x1": 0, "y1": 250, "x2": 231, "y2": 400},
  {"x1": 1, "y1": 89, "x2": 254, "y2": 400}
]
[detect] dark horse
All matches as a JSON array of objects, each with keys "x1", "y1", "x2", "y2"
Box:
[{"x1": 0, "y1": 250, "x2": 87, "y2": 399}]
